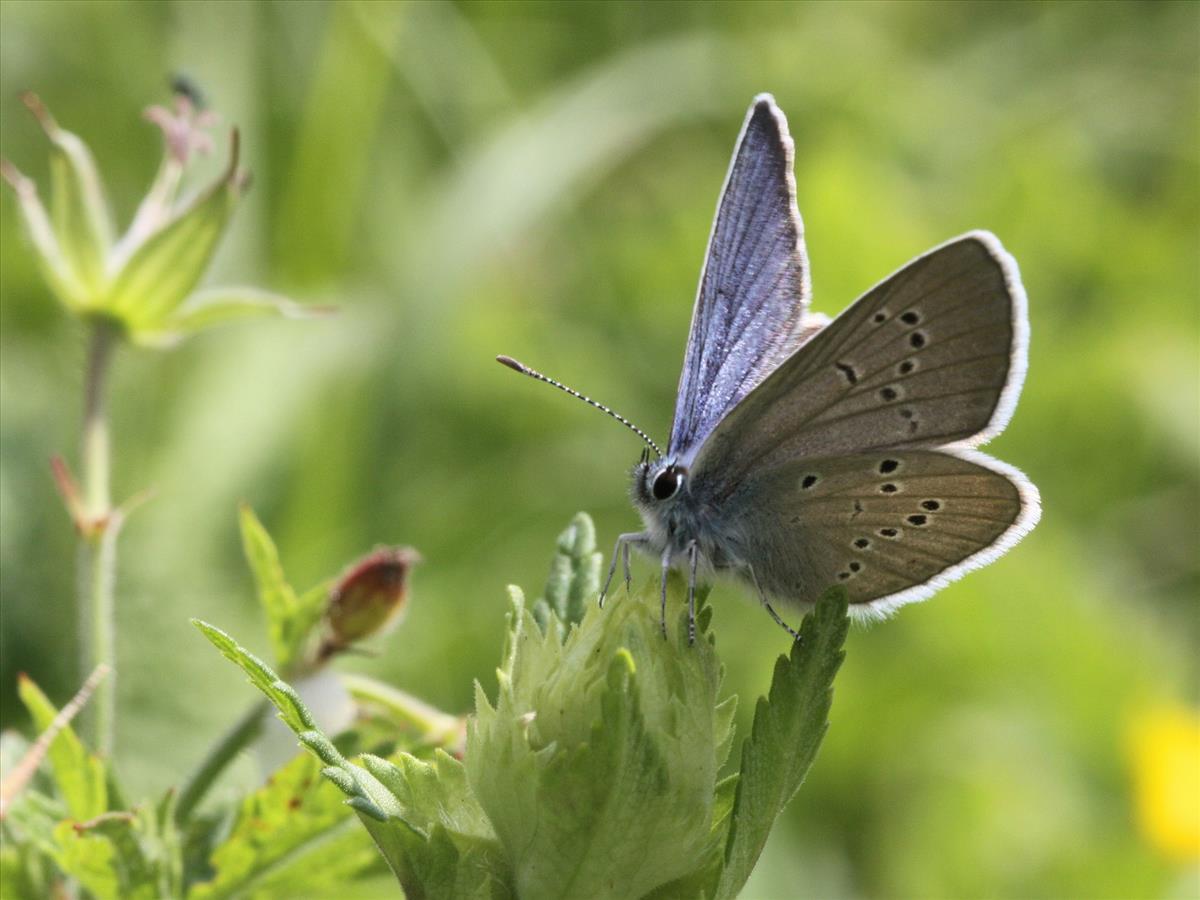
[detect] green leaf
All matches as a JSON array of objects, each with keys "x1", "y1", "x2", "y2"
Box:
[
  {"x1": 291, "y1": 582, "x2": 334, "y2": 664},
  {"x1": 711, "y1": 586, "x2": 850, "y2": 900},
  {"x1": 45, "y1": 792, "x2": 180, "y2": 900},
  {"x1": 193, "y1": 619, "x2": 512, "y2": 898},
  {"x1": 52, "y1": 819, "x2": 123, "y2": 900},
  {"x1": 531, "y1": 511, "x2": 602, "y2": 634},
  {"x1": 236, "y1": 504, "x2": 324, "y2": 672},
  {"x1": 195, "y1": 515, "x2": 852, "y2": 899},
  {"x1": 106, "y1": 133, "x2": 243, "y2": 331},
  {"x1": 469, "y1": 566, "x2": 729, "y2": 900},
  {"x1": 0, "y1": 768, "x2": 57, "y2": 900},
  {"x1": 352, "y1": 753, "x2": 512, "y2": 899},
  {"x1": 189, "y1": 753, "x2": 378, "y2": 899},
  {"x1": 50, "y1": 796, "x2": 181, "y2": 900},
  {"x1": 237, "y1": 504, "x2": 296, "y2": 667},
  {"x1": 16, "y1": 675, "x2": 107, "y2": 821},
  {"x1": 20, "y1": 92, "x2": 114, "y2": 297},
  {"x1": 0, "y1": 837, "x2": 51, "y2": 900},
  {"x1": 1, "y1": 785, "x2": 64, "y2": 861},
  {"x1": 192, "y1": 620, "x2": 313, "y2": 734},
  {"x1": 136, "y1": 286, "x2": 327, "y2": 348}
]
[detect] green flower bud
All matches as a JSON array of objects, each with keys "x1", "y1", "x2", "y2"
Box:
[{"x1": 2, "y1": 89, "x2": 311, "y2": 346}]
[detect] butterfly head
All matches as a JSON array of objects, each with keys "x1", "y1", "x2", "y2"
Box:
[{"x1": 634, "y1": 447, "x2": 688, "y2": 506}]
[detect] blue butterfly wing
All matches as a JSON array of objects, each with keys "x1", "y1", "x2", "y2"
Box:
[{"x1": 669, "y1": 94, "x2": 813, "y2": 463}]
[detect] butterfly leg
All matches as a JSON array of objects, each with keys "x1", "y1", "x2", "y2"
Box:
[
  {"x1": 747, "y1": 564, "x2": 801, "y2": 642},
  {"x1": 600, "y1": 532, "x2": 648, "y2": 608},
  {"x1": 686, "y1": 540, "x2": 699, "y2": 646},
  {"x1": 659, "y1": 545, "x2": 673, "y2": 639}
]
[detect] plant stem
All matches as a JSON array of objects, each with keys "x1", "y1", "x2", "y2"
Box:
[
  {"x1": 82, "y1": 321, "x2": 115, "y2": 515},
  {"x1": 78, "y1": 319, "x2": 118, "y2": 756},
  {"x1": 175, "y1": 698, "x2": 269, "y2": 823},
  {"x1": 339, "y1": 672, "x2": 464, "y2": 750}
]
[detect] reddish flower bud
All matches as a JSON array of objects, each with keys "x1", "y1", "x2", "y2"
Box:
[{"x1": 320, "y1": 547, "x2": 419, "y2": 659}]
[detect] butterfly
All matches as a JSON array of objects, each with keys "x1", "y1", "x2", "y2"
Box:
[{"x1": 500, "y1": 93, "x2": 1040, "y2": 642}]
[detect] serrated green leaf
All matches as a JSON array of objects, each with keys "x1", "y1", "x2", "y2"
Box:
[
  {"x1": 196, "y1": 514, "x2": 851, "y2": 899},
  {"x1": 302, "y1": 741, "x2": 512, "y2": 899},
  {"x1": 711, "y1": 586, "x2": 850, "y2": 900},
  {"x1": 194, "y1": 620, "x2": 511, "y2": 898},
  {"x1": 50, "y1": 797, "x2": 180, "y2": 900},
  {"x1": 234, "y1": 505, "x2": 327, "y2": 673},
  {"x1": 713, "y1": 693, "x2": 739, "y2": 771},
  {"x1": 0, "y1": 839, "x2": 48, "y2": 900},
  {"x1": 137, "y1": 286, "x2": 325, "y2": 348},
  {"x1": 353, "y1": 752, "x2": 514, "y2": 898},
  {"x1": 191, "y1": 620, "x2": 313, "y2": 734},
  {"x1": 235, "y1": 506, "x2": 332, "y2": 672},
  {"x1": 2, "y1": 790, "x2": 64, "y2": 900},
  {"x1": 16, "y1": 675, "x2": 106, "y2": 821},
  {"x1": 0, "y1": 728, "x2": 33, "y2": 785},
  {"x1": 189, "y1": 753, "x2": 378, "y2": 899},
  {"x1": 2, "y1": 787, "x2": 64, "y2": 860},
  {"x1": 237, "y1": 504, "x2": 296, "y2": 666},
  {"x1": 106, "y1": 137, "x2": 242, "y2": 330},
  {"x1": 1, "y1": 796, "x2": 56, "y2": 900},
  {"x1": 469, "y1": 562, "x2": 727, "y2": 900},
  {"x1": 53, "y1": 818, "x2": 123, "y2": 900},
  {"x1": 531, "y1": 511, "x2": 602, "y2": 633},
  {"x1": 359, "y1": 751, "x2": 496, "y2": 845}
]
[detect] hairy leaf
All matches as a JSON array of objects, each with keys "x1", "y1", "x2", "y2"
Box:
[
  {"x1": 192, "y1": 620, "x2": 312, "y2": 734},
  {"x1": 193, "y1": 619, "x2": 511, "y2": 898},
  {"x1": 16, "y1": 675, "x2": 107, "y2": 821},
  {"x1": 470, "y1": 568, "x2": 730, "y2": 900},
  {"x1": 196, "y1": 514, "x2": 851, "y2": 899},
  {"x1": 712, "y1": 586, "x2": 850, "y2": 899},
  {"x1": 50, "y1": 792, "x2": 180, "y2": 900},
  {"x1": 189, "y1": 753, "x2": 378, "y2": 899},
  {"x1": 232, "y1": 506, "x2": 329, "y2": 673},
  {"x1": 531, "y1": 511, "x2": 602, "y2": 633}
]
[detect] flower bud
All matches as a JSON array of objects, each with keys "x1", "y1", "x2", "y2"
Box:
[
  {"x1": 2, "y1": 89, "x2": 308, "y2": 346},
  {"x1": 104, "y1": 128, "x2": 246, "y2": 331},
  {"x1": 320, "y1": 547, "x2": 420, "y2": 658}
]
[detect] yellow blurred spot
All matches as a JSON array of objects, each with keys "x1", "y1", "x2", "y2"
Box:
[{"x1": 1130, "y1": 704, "x2": 1200, "y2": 861}]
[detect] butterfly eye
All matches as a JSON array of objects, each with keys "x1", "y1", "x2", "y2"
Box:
[{"x1": 652, "y1": 467, "x2": 685, "y2": 501}]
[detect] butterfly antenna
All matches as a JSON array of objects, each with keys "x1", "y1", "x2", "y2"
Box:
[{"x1": 496, "y1": 355, "x2": 662, "y2": 457}]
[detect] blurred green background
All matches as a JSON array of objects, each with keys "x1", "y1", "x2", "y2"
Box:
[{"x1": 2, "y1": 1, "x2": 1197, "y2": 897}]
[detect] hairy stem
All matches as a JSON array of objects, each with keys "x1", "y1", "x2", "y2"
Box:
[
  {"x1": 175, "y1": 698, "x2": 269, "y2": 823},
  {"x1": 81, "y1": 321, "x2": 115, "y2": 515},
  {"x1": 78, "y1": 319, "x2": 118, "y2": 755}
]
